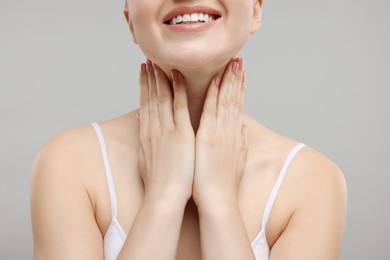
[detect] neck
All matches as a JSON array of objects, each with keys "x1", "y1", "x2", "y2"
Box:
[{"x1": 162, "y1": 62, "x2": 230, "y2": 133}]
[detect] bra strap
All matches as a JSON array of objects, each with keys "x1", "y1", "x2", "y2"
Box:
[
  {"x1": 261, "y1": 143, "x2": 306, "y2": 230},
  {"x1": 91, "y1": 123, "x2": 118, "y2": 220}
]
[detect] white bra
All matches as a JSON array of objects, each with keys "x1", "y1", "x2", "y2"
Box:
[{"x1": 91, "y1": 123, "x2": 306, "y2": 260}]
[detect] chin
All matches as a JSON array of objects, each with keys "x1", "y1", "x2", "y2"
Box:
[{"x1": 152, "y1": 43, "x2": 236, "y2": 70}]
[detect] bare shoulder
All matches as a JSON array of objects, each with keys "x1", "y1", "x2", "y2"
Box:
[
  {"x1": 31, "y1": 123, "x2": 107, "y2": 258},
  {"x1": 291, "y1": 145, "x2": 347, "y2": 202},
  {"x1": 270, "y1": 145, "x2": 348, "y2": 259},
  {"x1": 245, "y1": 116, "x2": 347, "y2": 258},
  {"x1": 32, "y1": 111, "x2": 137, "y2": 181},
  {"x1": 31, "y1": 112, "x2": 138, "y2": 259},
  {"x1": 32, "y1": 124, "x2": 100, "y2": 184}
]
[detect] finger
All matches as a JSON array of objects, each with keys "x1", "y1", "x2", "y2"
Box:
[
  {"x1": 199, "y1": 75, "x2": 220, "y2": 129},
  {"x1": 229, "y1": 58, "x2": 245, "y2": 121},
  {"x1": 217, "y1": 60, "x2": 239, "y2": 123},
  {"x1": 139, "y1": 63, "x2": 149, "y2": 131},
  {"x1": 171, "y1": 70, "x2": 191, "y2": 129},
  {"x1": 146, "y1": 59, "x2": 160, "y2": 128},
  {"x1": 154, "y1": 63, "x2": 174, "y2": 128}
]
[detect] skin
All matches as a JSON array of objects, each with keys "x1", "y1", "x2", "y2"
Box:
[{"x1": 31, "y1": 0, "x2": 347, "y2": 259}]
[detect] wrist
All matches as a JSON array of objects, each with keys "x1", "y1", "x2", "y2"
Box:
[
  {"x1": 143, "y1": 188, "x2": 190, "y2": 209},
  {"x1": 196, "y1": 196, "x2": 241, "y2": 223},
  {"x1": 194, "y1": 190, "x2": 239, "y2": 212}
]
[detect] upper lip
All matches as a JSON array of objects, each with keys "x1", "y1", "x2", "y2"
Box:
[{"x1": 163, "y1": 5, "x2": 222, "y2": 24}]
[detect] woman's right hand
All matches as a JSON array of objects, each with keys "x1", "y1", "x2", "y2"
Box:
[{"x1": 138, "y1": 60, "x2": 195, "y2": 204}]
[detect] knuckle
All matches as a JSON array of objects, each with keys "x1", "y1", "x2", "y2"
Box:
[
  {"x1": 222, "y1": 100, "x2": 230, "y2": 109},
  {"x1": 230, "y1": 98, "x2": 240, "y2": 107},
  {"x1": 174, "y1": 100, "x2": 187, "y2": 110},
  {"x1": 148, "y1": 94, "x2": 158, "y2": 102},
  {"x1": 158, "y1": 94, "x2": 169, "y2": 104}
]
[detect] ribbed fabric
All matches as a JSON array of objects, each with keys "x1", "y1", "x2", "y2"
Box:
[{"x1": 91, "y1": 123, "x2": 305, "y2": 260}]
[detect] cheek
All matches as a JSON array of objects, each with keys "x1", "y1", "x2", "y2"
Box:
[{"x1": 225, "y1": 5, "x2": 253, "y2": 46}]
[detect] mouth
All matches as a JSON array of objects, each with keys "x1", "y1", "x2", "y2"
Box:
[{"x1": 163, "y1": 6, "x2": 222, "y2": 26}]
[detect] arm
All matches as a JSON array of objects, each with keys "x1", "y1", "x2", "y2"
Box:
[
  {"x1": 269, "y1": 153, "x2": 347, "y2": 260},
  {"x1": 194, "y1": 58, "x2": 255, "y2": 259},
  {"x1": 197, "y1": 200, "x2": 255, "y2": 260},
  {"x1": 31, "y1": 129, "x2": 104, "y2": 260}
]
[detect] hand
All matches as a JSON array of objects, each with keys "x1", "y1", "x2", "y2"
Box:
[
  {"x1": 193, "y1": 58, "x2": 248, "y2": 207},
  {"x1": 138, "y1": 60, "x2": 195, "y2": 204}
]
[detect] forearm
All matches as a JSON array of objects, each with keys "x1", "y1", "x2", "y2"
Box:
[
  {"x1": 117, "y1": 195, "x2": 187, "y2": 260},
  {"x1": 197, "y1": 199, "x2": 256, "y2": 260}
]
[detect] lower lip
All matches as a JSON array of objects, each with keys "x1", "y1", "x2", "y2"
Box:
[{"x1": 163, "y1": 19, "x2": 220, "y2": 32}]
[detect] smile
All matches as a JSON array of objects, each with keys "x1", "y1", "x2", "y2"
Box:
[
  {"x1": 167, "y1": 13, "x2": 218, "y2": 25},
  {"x1": 163, "y1": 6, "x2": 222, "y2": 28}
]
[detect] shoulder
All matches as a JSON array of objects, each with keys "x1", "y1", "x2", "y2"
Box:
[
  {"x1": 246, "y1": 114, "x2": 347, "y2": 202},
  {"x1": 291, "y1": 145, "x2": 347, "y2": 202},
  {"x1": 31, "y1": 113, "x2": 138, "y2": 258},
  {"x1": 267, "y1": 146, "x2": 347, "y2": 258},
  {"x1": 32, "y1": 112, "x2": 138, "y2": 180},
  {"x1": 32, "y1": 124, "x2": 99, "y2": 184},
  {"x1": 31, "y1": 112, "x2": 139, "y2": 198}
]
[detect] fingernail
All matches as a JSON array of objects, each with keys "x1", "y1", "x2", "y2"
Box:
[
  {"x1": 171, "y1": 70, "x2": 179, "y2": 83},
  {"x1": 146, "y1": 59, "x2": 152, "y2": 67},
  {"x1": 214, "y1": 76, "x2": 221, "y2": 87},
  {"x1": 140, "y1": 63, "x2": 146, "y2": 75},
  {"x1": 232, "y1": 61, "x2": 239, "y2": 74},
  {"x1": 238, "y1": 58, "x2": 244, "y2": 71}
]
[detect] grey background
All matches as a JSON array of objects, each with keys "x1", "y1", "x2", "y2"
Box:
[{"x1": 1, "y1": 0, "x2": 389, "y2": 259}]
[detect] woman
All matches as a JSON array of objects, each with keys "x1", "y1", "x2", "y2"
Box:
[{"x1": 31, "y1": 0, "x2": 347, "y2": 259}]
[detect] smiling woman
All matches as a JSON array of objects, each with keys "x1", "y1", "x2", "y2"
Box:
[{"x1": 31, "y1": 1, "x2": 347, "y2": 260}]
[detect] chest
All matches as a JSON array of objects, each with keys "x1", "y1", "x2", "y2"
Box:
[{"x1": 93, "y1": 147, "x2": 294, "y2": 258}]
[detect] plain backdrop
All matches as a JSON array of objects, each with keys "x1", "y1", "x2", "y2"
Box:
[{"x1": 1, "y1": 0, "x2": 389, "y2": 259}]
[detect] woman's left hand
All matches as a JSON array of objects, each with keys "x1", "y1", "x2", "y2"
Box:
[{"x1": 193, "y1": 58, "x2": 248, "y2": 207}]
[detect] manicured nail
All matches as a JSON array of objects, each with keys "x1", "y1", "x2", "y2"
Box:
[
  {"x1": 238, "y1": 58, "x2": 244, "y2": 71},
  {"x1": 140, "y1": 63, "x2": 146, "y2": 75},
  {"x1": 171, "y1": 70, "x2": 179, "y2": 83},
  {"x1": 214, "y1": 76, "x2": 221, "y2": 87},
  {"x1": 146, "y1": 59, "x2": 152, "y2": 67},
  {"x1": 232, "y1": 61, "x2": 239, "y2": 74}
]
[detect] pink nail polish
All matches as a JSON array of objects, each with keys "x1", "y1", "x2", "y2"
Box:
[
  {"x1": 171, "y1": 70, "x2": 179, "y2": 83},
  {"x1": 238, "y1": 58, "x2": 244, "y2": 71},
  {"x1": 232, "y1": 62, "x2": 239, "y2": 73},
  {"x1": 215, "y1": 76, "x2": 221, "y2": 87},
  {"x1": 140, "y1": 63, "x2": 146, "y2": 75}
]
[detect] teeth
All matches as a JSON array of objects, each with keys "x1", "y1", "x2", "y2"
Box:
[
  {"x1": 190, "y1": 13, "x2": 198, "y2": 22},
  {"x1": 170, "y1": 13, "x2": 216, "y2": 25},
  {"x1": 182, "y1": 14, "x2": 191, "y2": 23}
]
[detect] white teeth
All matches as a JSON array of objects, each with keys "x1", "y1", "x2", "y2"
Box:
[
  {"x1": 182, "y1": 14, "x2": 191, "y2": 22},
  {"x1": 170, "y1": 13, "x2": 217, "y2": 25},
  {"x1": 190, "y1": 13, "x2": 199, "y2": 22}
]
